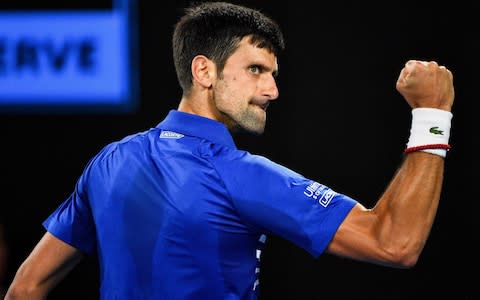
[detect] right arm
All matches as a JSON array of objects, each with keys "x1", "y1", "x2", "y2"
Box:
[
  {"x1": 325, "y1": 60, "x2": 454, "y2": 268},
  {"x1": 5, "y1": 232, "x2": 83, "y2": 300}
]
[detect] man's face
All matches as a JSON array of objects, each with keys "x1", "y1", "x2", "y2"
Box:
[{"x1": 212, "y1": 37, "x2": 279, "y2": 134}]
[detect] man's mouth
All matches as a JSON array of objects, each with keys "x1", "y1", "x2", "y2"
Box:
[{"x1": 253, "y1": 102, "x2": 269, "y2": 111}]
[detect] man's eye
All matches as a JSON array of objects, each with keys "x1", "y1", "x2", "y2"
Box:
[{"x1": 249, "y1": 65, "x2": 261, "y2": 74}]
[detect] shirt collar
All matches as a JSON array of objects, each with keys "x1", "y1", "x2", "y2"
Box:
[{"x1": 156, "y1": 110, "x2": 237, "y2": 149}]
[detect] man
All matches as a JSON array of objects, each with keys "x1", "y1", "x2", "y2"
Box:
[{"x1": 5, "y1": 2, "x2": 454, "y2": 299}]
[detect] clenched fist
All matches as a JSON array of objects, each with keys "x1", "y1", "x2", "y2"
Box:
[{"x1": 396, "y1": 60, "x2": 455, "y2": 112}]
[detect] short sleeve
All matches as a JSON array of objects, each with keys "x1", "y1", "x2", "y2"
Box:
[
  {"x1": 213, "y1": 149, "x2": 357, "y2": 257},
  {"x1": 42, "y1": 154, "x2": 101, "y2": 255}
]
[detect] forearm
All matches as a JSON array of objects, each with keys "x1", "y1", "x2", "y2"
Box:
[{"x1": 372, "y1": 151, "x2": 444, "y2": 266}]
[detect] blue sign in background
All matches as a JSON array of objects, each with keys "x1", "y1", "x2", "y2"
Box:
[{"x1": 0, "y1": 2, "x2": 138, "y2": 112}]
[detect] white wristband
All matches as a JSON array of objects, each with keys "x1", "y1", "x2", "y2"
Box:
[{"x1": 405, "y1": 108, "x2": 453, "y2": 157}]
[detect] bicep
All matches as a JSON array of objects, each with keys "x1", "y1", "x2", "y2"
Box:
[{"x1": 326, "y1": 203, "x2": 395, "y2": 267}]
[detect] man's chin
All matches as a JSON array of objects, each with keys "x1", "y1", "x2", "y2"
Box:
[
  {"x1": 237, "y1": 124, "x2": 265, "y2": 136},
  {"x1": 225, "y1": 113, "x2": 265, "y2": 135}
]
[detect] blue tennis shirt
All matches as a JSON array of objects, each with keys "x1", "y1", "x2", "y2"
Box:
[{"x1": 43, "y1": 110, "x2": 357, "y2": 299}]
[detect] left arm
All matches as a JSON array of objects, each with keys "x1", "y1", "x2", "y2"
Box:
[{"x1": 5, "y1": 232, "x2": 84, "y2": 300}]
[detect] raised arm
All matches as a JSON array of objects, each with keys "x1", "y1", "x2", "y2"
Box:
[
  {"x1": 326, "y1": 60, "x2": 455, "y2": 268},
  {"x1": 5, "y1": 232, "x2": 84, "y2": 300}
]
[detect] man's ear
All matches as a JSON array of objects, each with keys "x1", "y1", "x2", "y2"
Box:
[{"x1": 191, "y1": 55, "x2": 215, "y2": 88}]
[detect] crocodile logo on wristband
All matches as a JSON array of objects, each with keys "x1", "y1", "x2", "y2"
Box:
[{"x1": 429, "y1": 126, "x2": 444, "y2": 135}]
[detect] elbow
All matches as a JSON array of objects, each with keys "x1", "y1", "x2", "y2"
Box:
[
  {"x1": 383, "y1": 244, "x2": 422, "y2": 269},
  {"x1": 390, "y1": 251, "x2": 419, "y2": 269},
  {"x1": 4, "y1": 282, "x2": 46, "y2": 300},
  {"x1": 375, "y1": 223, "x2": 426, "y2": 268},
  {"x1": 4, "y1": 286, "x2": 23, "y2": 300},
  {"x1": 4, "y1": 284, "x2": 28, "y2": 300},
  {"x1": 4, "y1": 270, "x2": 47, "y2": 300}
]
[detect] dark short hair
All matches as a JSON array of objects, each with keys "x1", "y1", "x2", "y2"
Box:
[{"x1": 172, "y1": 1, "x2": 285, "y2": 94}]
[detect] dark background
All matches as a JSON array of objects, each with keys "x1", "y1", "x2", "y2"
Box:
[{"x1": 1, "y1": 0, "x2": 477, "y2": 299}]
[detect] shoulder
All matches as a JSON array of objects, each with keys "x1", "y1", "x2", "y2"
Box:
[
  {"x1": 200, "y1": 142, "x2": 303, "y2": 181},
  {"x1": 83, "y1": 127, "x2": 160, "y2": 174},
  {"x1": 103, "y1": 127, "x2": 159, "y2": 157}
]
